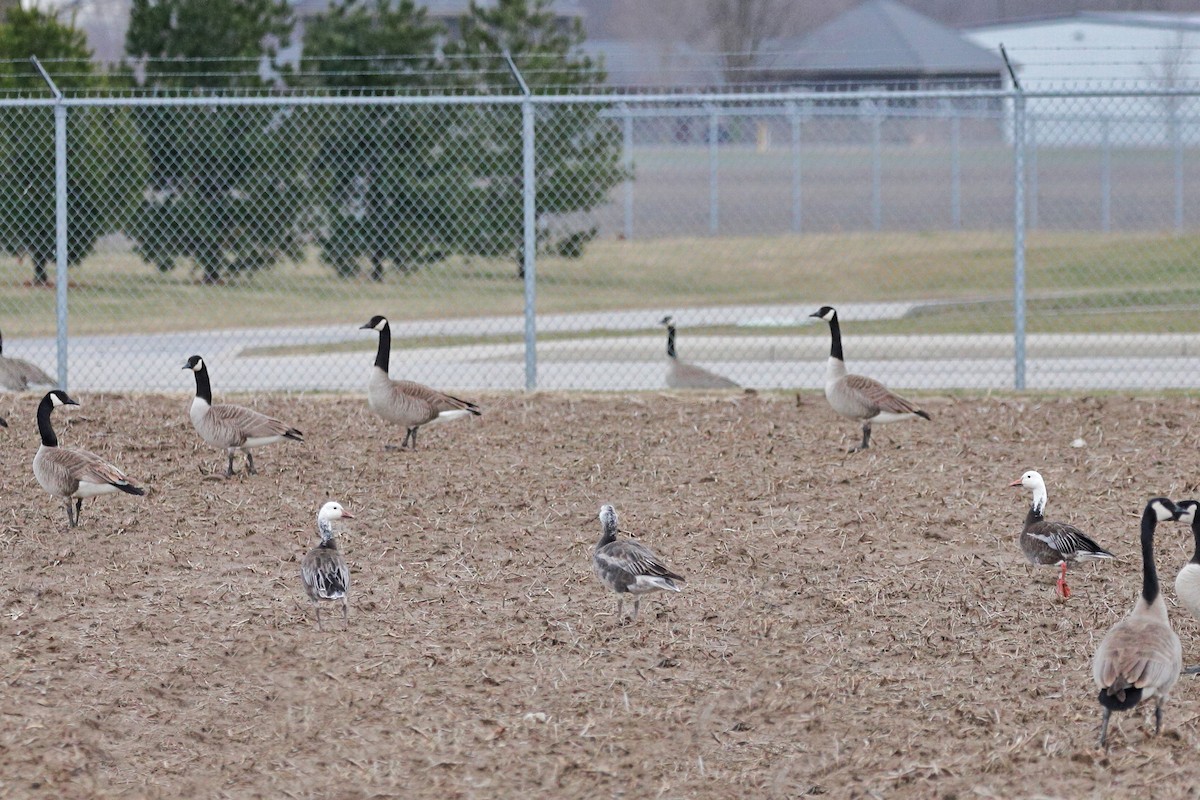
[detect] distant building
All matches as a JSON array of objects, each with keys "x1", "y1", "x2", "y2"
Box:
[{"x1": 965, "y1": 12, "x2": 1200, "y2": 145}]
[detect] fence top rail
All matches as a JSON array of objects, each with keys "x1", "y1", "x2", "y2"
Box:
[{"x1": 0, "y1": 85, "x2": 1197, "y2": 110}]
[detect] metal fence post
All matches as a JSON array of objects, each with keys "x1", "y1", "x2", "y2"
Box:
[
  {"x1": 949, "y1": 102, "x2": 962, "y2": 230},
  {"x1": 32, "y1": 57, "x2": 69, "y2": 391},
  {"x1": 1012, "y1": 92, "x2": 1028, "y2": 391},
  {"x1": 1101, "y1": 116, "x2": 1111, "y2": 233},
  {"x1": 708, "y1": 106, "x2": 719, "y2": 234},
  {"x1": 870, "y1": 100, "x2": 882, "y2": 231},
  {"x1": 622, "y1": 103, "x2": 634, "y2": 241},
  {"x1": 1028, "y1": 116, "x2": 1038, "y2": 230},
  {"x1": 789, "y1": 101, "x2": 802, "y2": 233},
  {"x1": 504, "y1": 53, "x2": 537, "y2": 391},
  {"x1": 1172, "y1": 103, "x2": 1184, "y2": 234}
]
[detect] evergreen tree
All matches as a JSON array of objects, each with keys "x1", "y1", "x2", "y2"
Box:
[
  {"x1": 0, "y1": 8, "x2": 136, "y2": 285},
  {"x1": 124, "y1": 0, "x2": 302, "y2": 283},
  {"x1": 301, "y1": 0, "x2": 448, "y2": 280}
]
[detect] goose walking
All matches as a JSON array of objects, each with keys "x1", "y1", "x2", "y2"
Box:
[
  {"x1": 33, "y1": 390, "x2": 144, "y2": 527},
  {"x1": 1092, "y1": 497, "x2": 1183, "y2": 750},
  {"x1": 1010, "y1": 470, "x2": 1114, "y2": 598},
  {"x1": 1172, "y1": 500, "x2": 1200, "y2": 674},
  {"x1": 660, "y1": 315, "x2": 739, "y2": 389},
  {"x1": 0, "y1": 329, "x2": 55, "y2": 391},
  {"x1": 300, "y1": 501, "x2": 354, "y2": 630},
  {"x1": 183, "y1": 355, "x2": 303, "y2": 477},
  {"x1": 592, "y1": 504, "x2": 684, "y2": 622},
  {"x1": 359, "y1": 315, "x2": 480, "y2": 449},
  {"x1": 808, "y1": 306, "x2": 930, "y2": 452}
]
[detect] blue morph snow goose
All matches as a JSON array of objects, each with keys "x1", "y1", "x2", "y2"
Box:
[
  {"x1": 808, "y1": 306, "x2": 929, "y2": 452},
  {"x1": 300, "y1": 501, "x2": 355, "y2": 631},
  {"x1": 1010, "y1": 470, "x2": 1113, "y2": 598},
  {"x1": 592, "y1": 504, "x2": 683, "y2": 622},
  {"x1": 1092, "y1": 497, "x2": 1183, "y2": 750}
]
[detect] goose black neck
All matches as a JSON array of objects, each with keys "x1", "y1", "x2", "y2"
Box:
[
  {"x1": 827, "y1": 313, "x2": 844, "y2": 361},
  {"x1": 375, "y1": 322, "x2": 391, "y2": 372},
  {"x1": 192, "y1": 362, "x2": 212, "y2": 404},
  {"x1": 665, "y1": 324, "x2": 676, "y2": 359},
  {"x1": 1191, "y1": 520, "x2": 1200, "y2": 566},
  {"x1": 1140, "y1": 505, "x2": 1163, "y2": 605},
  {"x1": 598, "y1": 527, "x2": 617, "y2": 548},
  {"x1": 37, "y1": 394, "x2": 57, "y2": 447}
]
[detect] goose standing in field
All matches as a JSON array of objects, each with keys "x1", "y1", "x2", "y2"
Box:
[
  {"x1": 1092, "y1": 497, "x2": 1183, "y2": 750},
  {"x1": 301, "y1": 501, "x2": 354, "y2": 631},
  {"x1": 1010, "y1": 469, "x2": 1114, "y2": 599},
  {"x1": 359, "y1": 315, "x2": 480, "y2": 450},
  {"x1": 1171, "y1": 499, "x2": 1200, "y2": 674},
  {"x1": 808, "y1": 306, "x2": 930, "y2": 452},
  {"x1": 592, "y1": 504, "x2": 684, "y2": 623},
  {"x1": 183, "y1": 355, "x2": 303, "y2": 477},
  {"x1": 659, "y1": 315, "x2": 740, "y2": 390},
  {"x1": 32, "y1": 390, "x2": 145, "y2": 527},
  {"x1": 0, "y1": 329, "x2": 55, "y2": 391}
]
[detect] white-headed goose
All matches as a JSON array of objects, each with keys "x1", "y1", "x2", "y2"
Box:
[
  {"x1": 301, "y1": 501, "x2": 354, "y2": 630},
  {"x1": 1172, "y1": 500, "x2": 1200, "y2": 674},
  {"x1": 1092, "y1": 497, "x2": 1183, "y2": 750},
  {"x1": 33, "y1": 390, "x2": 145, "y2": 527},
  {"x1": 1010, "y1": 470, "x2": 1113, "y2": 598},
  {"x1": 0, "y1": 329, "x2": 55, "y2": 391},
  {"x1": 660, "y1": 315, "x2": 740, "y2": 390},
  {"x1": 809, "y1": 306, "x2": 930, "y2": 452},
  {"x1": 183, "y1": 355, "x2": 303, "y2": 477},
  {"x1": 592, "y1": 504, "x2": 683, "y2": 622},
  {"x1": 359, "y1": 315, "x2": 480, "y2": 449}
]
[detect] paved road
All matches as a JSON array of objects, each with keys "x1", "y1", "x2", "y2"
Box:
[{"x1": 5, "y1": 301, "x2": 1200, "y2": 393}]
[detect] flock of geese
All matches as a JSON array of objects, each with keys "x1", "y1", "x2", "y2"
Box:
[{"x1": 1, "y1": 308, "x2": 1196, "y2": 748}]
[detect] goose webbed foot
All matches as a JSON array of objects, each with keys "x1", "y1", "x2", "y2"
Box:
[
  {"x1": 1056, "y1": 563, "x2": 1071, "y2": 599},
  {"x1": 847, "y1": 424, "x2": 871, "y2": 453},
  {"x1": 1182, "y1": 664, "x2": 1200, "y2": 675}
]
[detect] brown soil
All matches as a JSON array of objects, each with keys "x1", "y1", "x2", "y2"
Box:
[{"x1": 2, "y1": 390, "x2": 1200, "y2": 798}]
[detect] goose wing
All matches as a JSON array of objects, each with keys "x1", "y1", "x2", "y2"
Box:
[
  {"x1": 389, "y1": 380, "x2": 480, "y2": 416},
  {"x1": 1026, "y1": 520, "x2": 1111, "y2": 559},
  {"x1": 842, "y1": 374, "x2": 923, "y2": 416},
  {"x1": 302, "y1": 547, "x2": 349, "y2": 600},
  {"x1": 55, "y1": 446, "x2": 137, "y2": 488},
  {"x1": 1094, "y1": 619, "x2": 1182, "y2": 695},
  {"x1": 7, "y1": 356, "x2": 55, "y2": 387},
  {"x1": 210, "y1": 403, "x2": 302, "y2": 442},
  {"x1": 596, "y1": 540, "x2": 683, "y2": 582},
  {"x1": 670, "y1": 360, "x2": 740, "y2": 389}
]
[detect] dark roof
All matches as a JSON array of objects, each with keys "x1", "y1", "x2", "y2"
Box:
[{"x1": 769, "y1": 0, "x2": 1004, "y2": 76}]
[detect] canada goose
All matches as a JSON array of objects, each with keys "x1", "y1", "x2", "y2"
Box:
[
  {"x1": 592, "y1": 504, "x2": 684, "y2": 622},
  {"x1": 659, "y1": 315, "x2": 739, "y2": 389},
  {"x1": 32, "y1": 390, "x2": 144, "y2": 527},
  {"x1": 359, "y1": 315, "x2": 480, "y2": 449},
  {"x1": 1172, "y1": 500, "x2": 1200, "y2": 674},
  {"x1": 300, "y1": 501, "x2": 354, "y2": 630},
  {"x1": 808, "y1": 306, "x2": 930, "y2": 452},
  {"x1": 1092, "y1": 497, "x2": 1183, "y2": 750},
  {"x1": 183, "y1": 355, "x2": 303, "y2": 477},
  {"x1": 1010, "y1": 470, "x2": 1114, "y2": 599},
  {"x1": 0, "y1": 329, "x2": 55, "y2": 391}
]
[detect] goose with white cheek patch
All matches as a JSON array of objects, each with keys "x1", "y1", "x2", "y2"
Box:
[
  {"x1": 359, "y1": 315, "x2": 480, "y2": 450},
  {"x1": 660, "y1": 315, "x2": 740, "y2": 389},
  {"x1": 183, "y1": 355, "x2": 303, "y2": 477},
  {"x1": 1092, "y1": 497, "x2": 1183, "y2": 750},
  {"x1": 808, "y1": 306, "x2": 929, "y2": 452},
  {"x1": 1171, "y1": 500, "x2": 1200, "y2": 674},
  {"x1": 592, "y1": 504, "x2": 684, "y2": 623},
  {"x1": 1010, "y1": 470, "x2": 1113, "y2": 599},
  {"x1": 301, "y1": 501, "x2": 354, "y2": 631},
  {"x1": 32, "y1": 390, "x2": 145, "y2": 527},
  {"x1": 0, "y1": 328, "x2": 55, "y2": 391}
]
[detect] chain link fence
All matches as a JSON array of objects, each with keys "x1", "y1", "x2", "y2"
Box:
[{"x1": 1, "y1": 80, "x2": 1198, "y2": 394}]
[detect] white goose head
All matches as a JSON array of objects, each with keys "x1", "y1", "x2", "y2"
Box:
[
  {"x1": 318, "y1": 501, "x2": 355, "y2": 524},
  {"x1": 1010, "y1": 469, "x2": 1048, "y2": 514}
]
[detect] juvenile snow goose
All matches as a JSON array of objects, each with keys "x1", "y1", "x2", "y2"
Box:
[
  {"x1": 1171, "y1": 500, "x2": 1200, "y2": 674},
  {"x1": 359, "y1": 315, "x2": 480, "y2": 449},
  {"x1": 592, "y1": 504, "x2": 684, "y2": 622},
  {"x1": 1010, "y1": 469, "x2": 1114, "y2": 599},
  {"x1": 1092, "y1": 497, "x2": 1183, "y2": 750},
  {"x1": 32, "y1": 390, "x2": 144, "y2": 527},
  {"x1": 183, "y1": 355, "x2": 303, "y2": 477},
  {"x1": 0, "y1": 329, "x2": 55, "y2": 391},
  {"x1": 300, "y1": 501, "x2": 354, "y2": 631},
  {"x1": 660, "y1": 315, "x2": 739, "y2": 389},
  {"x1": 808, "y1": 306, "x2": 930, "y2": 452}
]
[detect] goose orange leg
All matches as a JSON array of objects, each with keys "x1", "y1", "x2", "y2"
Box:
[{"x1": 1056, "y1": 562, "x2": 1071, "y2": 599}]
